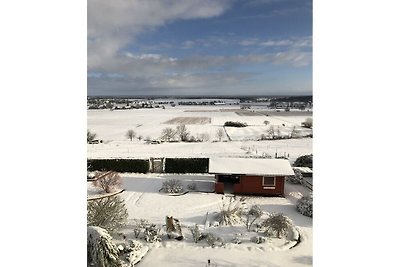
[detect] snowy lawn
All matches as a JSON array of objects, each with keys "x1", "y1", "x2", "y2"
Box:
[{"x1": 107, "y1": 174, "x2": 312, "y2": 267}]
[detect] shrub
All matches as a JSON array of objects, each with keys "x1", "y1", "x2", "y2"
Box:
[
  {"x1": 215, "y1": 200, "x2": 243, "y2": 226},
  {"x1": 294, "y1": 154, "x2": 313, "y2": 168},
  {"x1": 132, "y1": 219, "x2": 150, "y2": 238},
  {"x1": 93, "y1": 171, "x2": 122, "y2": 193},
  {"x1": 164, "y1": 158, "x2": 209, "y2": 173},
  {"x1": 162, "y1": 179, "x2": 184, "y2": 194},
  {"x1": 143, "y1": 224, "x2": 161, "y2": 243},
  {"x1": 287, "y1": 169, "x2": 303, "y2": 184},
  {"x1": 87, "y1": 196, "x2": 128, "y2": 233},
  {"x1": 189, "y1": 224, "x2": 203, "y2": 243},
  {"x1": 245, "y1": 205, "x2": 263, "y2": 231},
  {"x1": 250, "y1": 236, "x2": 267, "y2": 244},
  {"x1": 87, "y1": 130, "x2": 97, "y2": 143},
  {"x1": 262, "y1": 213, "x2": 294, "y2": 239},
  {"x1": 204, "y1": 233, "x2": 224, "y2": 247},
  {"x1": 224, "y1": 121, "x2": 247, "y2": 127},
  {"x1": 296, "y1": 195, "x2": 313, "y2": 217},
  {"x1": 187, "y1": 183, "x2": 197, "y2": 191},
  {"x1": 302, "y1": 117, "x2": 313, "y2": 128},
  {"x1": 87, "y1": 226, "x2": 123, "y2": 267}
]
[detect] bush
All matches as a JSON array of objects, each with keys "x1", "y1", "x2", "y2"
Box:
[
  {"x1": 296, "y1": 195, "x2": 313, "y2": 217},
  {"x1": 93, "y1": 171, "x2": 122, "y2": 193},
  {"x1": 132, "y1": 219, "x2": 150, "y2": 238},
  {"x1": 87, "y1": 226, "x2": 123, "y2": 267},
  {"x1": 250, "y1": 236, "x2": 267, "y2": 244},
  {"x1": 302, "y1": 117, "x2": 313, "y2": 128},
  {"x1": 164, "y1": 158, "x2": 209, "y2": 173},
  {"x1": 245, "y1": 205, "x2": 263, "y2": 231},
  {"x1": 189, "y1": 224, "x2": 204, "y2": 243},
  {"x1": 143, "y1": 224, "x2": 161, "y2": 243},
  {"x1": 204, "y1": 233, "x2": 224, "y2": 247},
  {"x1": 294, "y1": 154, "x2": 313, "y2": 168},
  {"x1": 162, "y1": 179, "x2": 184, "y2": 194},
  {"x1": 87, "y1": 196, "x2": 128, "y2": 233},
  {"x1": 224, "y1": 121, "x2": 248, "y2": 127},
  {"x1": 262, "y1": 213, "x2": 294, "y2": 239},
  {"x1": 287, "y1": 169, "x2": 303, "y2": 184},
  {"x1": 214, "y1": 200, "x2": 243, "y2": 226},
  {"x1": 87, "y1": 159, "x2": 150, "y2": 173},
  {"x1": 187, "y1": 183, "x2": 197, "y2": 191}
]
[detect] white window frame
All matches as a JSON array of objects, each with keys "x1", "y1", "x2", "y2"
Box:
[{"x1": 262, "y1": 176, "x2": 276, "y2": 189}]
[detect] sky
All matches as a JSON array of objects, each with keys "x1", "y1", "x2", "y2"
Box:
[{"x1": 88, "y1": 0, "x2": 312, "y2": 96}]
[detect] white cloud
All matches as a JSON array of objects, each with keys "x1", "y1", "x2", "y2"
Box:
[{"x1": 88, "y1": 0, "x2": 231, "y2": 70}]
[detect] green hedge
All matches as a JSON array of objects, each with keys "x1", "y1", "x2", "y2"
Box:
[
  {"x1": 87, "y1": 159, "x2": 149, "y2": 173},
  {"x1": 164, "y1": 158, "x2": 209, "y2": 173}
]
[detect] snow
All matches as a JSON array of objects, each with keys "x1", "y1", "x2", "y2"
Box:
[
  {"x1": 209, "y1": 158, "x2": 295, "y2": 176},
  {"x1": 103, "y1": 173, "x2": 313, "y2": 267}
]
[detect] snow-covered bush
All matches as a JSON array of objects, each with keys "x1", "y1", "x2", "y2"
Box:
[
  {"x1": 87, "y1": 196, "x2": 128, "y2": 233},
  {"x1": 87, "y1": 226, "x2": 123, "y2": 267},
  {"x1": 296, "y1": 194, "x2": 313, "y2": 217},
  {"x1": 245, "y1": 205, "x2": 263, "y2": 231},
  {"x1": 287, "y1": 169, "x2": 303, "y2": 184},
  {"x1": 262, "y1": 213, "x2": 294, "y2": 239},
  {"x1": 231, "y1": 234, "x2": 242, "y2": 244},
  {"x1": 162, "y1": 179, "x2": 184, "y2": 194},
  {"x1": 250, "y1": 236, "x2": 267, "y2": 244},
  {"x1": 294, "y1": 154, "x2": 313, "y2": 168},
  {"x1": 187, "y1": 182, "x2": 197, "y2": 191},
  {"x1": 132, "y1": 219, "x2": 150, "y2": 238},
  {"x1": 214, "y1": 199, "x2": 243, "y2": 226},
  {"x1": 143, "y1": 224, "x2": 161, "y2": 243},
  {"x1": 93, "y1": 171, "x2": 122, "y2": 193},
  {"x1": 204, "y1": 233, "x2": 224, "y2": 247},
  {"x1": 189, "y1": 224, "x2": 204, "y2": 243}
]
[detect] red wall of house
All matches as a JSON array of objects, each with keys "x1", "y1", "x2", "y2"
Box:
[
  {"x1": 215, "y1": 182, "x2": 224, "y2": 194},
  {"x1": 234, "y1": 175, "x2": 285, "y2": 196}
]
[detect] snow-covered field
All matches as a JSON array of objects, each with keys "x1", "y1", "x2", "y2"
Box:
[
  {"x1": 109, "y1": 174, "x2": 312, "y2": 267},
  {"x1": 87, "y1": 106, "x2": 312, "y2": 161}
]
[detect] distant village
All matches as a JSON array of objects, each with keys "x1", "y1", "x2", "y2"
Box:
[{"x1": 87, "y1": 96, "x2": 312, "y2": 111}]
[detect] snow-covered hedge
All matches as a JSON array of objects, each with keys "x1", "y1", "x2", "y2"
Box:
[{"x1": 296, "y1": 195, "x2": 313, "y2": 217}]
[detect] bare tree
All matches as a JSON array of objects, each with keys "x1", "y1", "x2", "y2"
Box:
[
  {"x1": 216, "y1": 128, "x2": 224, "y2": 141},
  {"x1": 176, "y1": 124, "x2": 190, "y2": 141},
  {"x1": 198, "y1": 132, "x2": 210, "y2": 142},
  {"x1": 87, "y1": 196, "x2": 128, "y2": 233},
  {"x1": 126, "y1": 129, "x2": 136, "y2": 141},
  {"x1": 290, "y1": 126, "x2": 301, "y2": 138},
  {"x1": 93, "y1": 171, "x2": 122, "y2": 193},
  {"x1": 245, "y1": 205, "x2": 263, "y2": 231},
  {"x1": 266, "y1": 125, "x2": 275, "y2": 139},
  {"x1": 160, "y1": 127, "x2": 176, "y2": 142},
  {"x1": 87, "y1": 130, "x2": 97, "y2": 143}
]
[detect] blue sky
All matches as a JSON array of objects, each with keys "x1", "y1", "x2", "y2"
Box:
[{"x1": 88, "y1": 0, "x2": 312, "y2": 96}]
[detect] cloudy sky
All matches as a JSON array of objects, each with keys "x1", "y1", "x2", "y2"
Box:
[{"x1": 88, "y1": 0, "x2": 312, "y2": 96}]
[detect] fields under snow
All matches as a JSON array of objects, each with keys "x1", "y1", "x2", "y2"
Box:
[{"x1": 87, "y1": 106, "x2": 312, "y2": 161}]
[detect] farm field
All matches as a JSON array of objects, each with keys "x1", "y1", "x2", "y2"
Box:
[
  {"x1": 102, "y1": 174, "x2": 313, "y2": 267},
  {"x1": 87, "y1": 106, "x2": 312, "y2": 161}
]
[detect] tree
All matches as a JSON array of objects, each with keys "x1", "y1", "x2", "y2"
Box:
[
  {"x1": 87, "y1": 130, "x2": 97, "y2": 143},
  {"x1": 294, "y1": 154, "x2": 313, "y2": 168},
  {"x1": 176, "y1": 124, "x2": 190, "y2": 141},
  {"x1": 87, "y1": 196, "x2": 128, "y2": 233},
  {"x1": 198, "y1": 132, "x2": 210, "y2": 142},
  {"x1": 87, "y1": 226, "x2": 123, "y2": 267},
  {"x1": 93, "y1": 171, "x2": 122, "y2": 193},
  {"x1": 262, "y1": 213, "x2": 294, "y2": 238},
  {"x1": 266, "y1": 125, "x2": 275, "y2": 139},
  {"x1": 216, "y1": 128, "x2": 224, "y2": 141},
  {"x1": 160, "y1": 127, "x2": 176, "y2": 142},
  {"x1": 302, "y1": 117, "x2": 313, "y2": 128},
  {"x1": 126, "y1": 129, "x2": 136, "y2": 141}
]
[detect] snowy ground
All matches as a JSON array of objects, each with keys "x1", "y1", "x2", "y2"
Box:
[
  {"x1": 87, "y1": 106, "x2": 312, "y2": 162},
  {"x1": 105, "y1": 174, "x2": 313, "y2": 267}
]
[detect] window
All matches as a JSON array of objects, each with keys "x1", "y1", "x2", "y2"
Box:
[{"x1": 263, "y1": 176, "x2": 276, "y2": 189}]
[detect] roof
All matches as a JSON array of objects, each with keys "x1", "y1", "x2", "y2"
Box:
[
  {"x1": 292, "y1": 167, "x2": 313, "y2": 173},
  {"x1": 209, "y1": 157, "x2": 294, "y2": 176}
]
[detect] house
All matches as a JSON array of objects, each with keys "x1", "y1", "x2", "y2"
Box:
[{"x1": 209, "y1": 157, "x2": 294, "y2": 197}]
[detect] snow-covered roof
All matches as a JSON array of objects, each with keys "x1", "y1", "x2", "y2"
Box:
[
  {"x1": 292, "y1": 167, "x2": 313, "y2": 173},
  {"x1": 209, "y1": 157, "x2": 294, "y2": 176}
]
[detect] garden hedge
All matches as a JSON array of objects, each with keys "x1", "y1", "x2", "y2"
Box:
[
  {"x1": 164, "y1": 158, "x2": 209, "y2": 173},
  {"x1": 87, "y1": 159, "x2": 150, "y2": 173}
]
